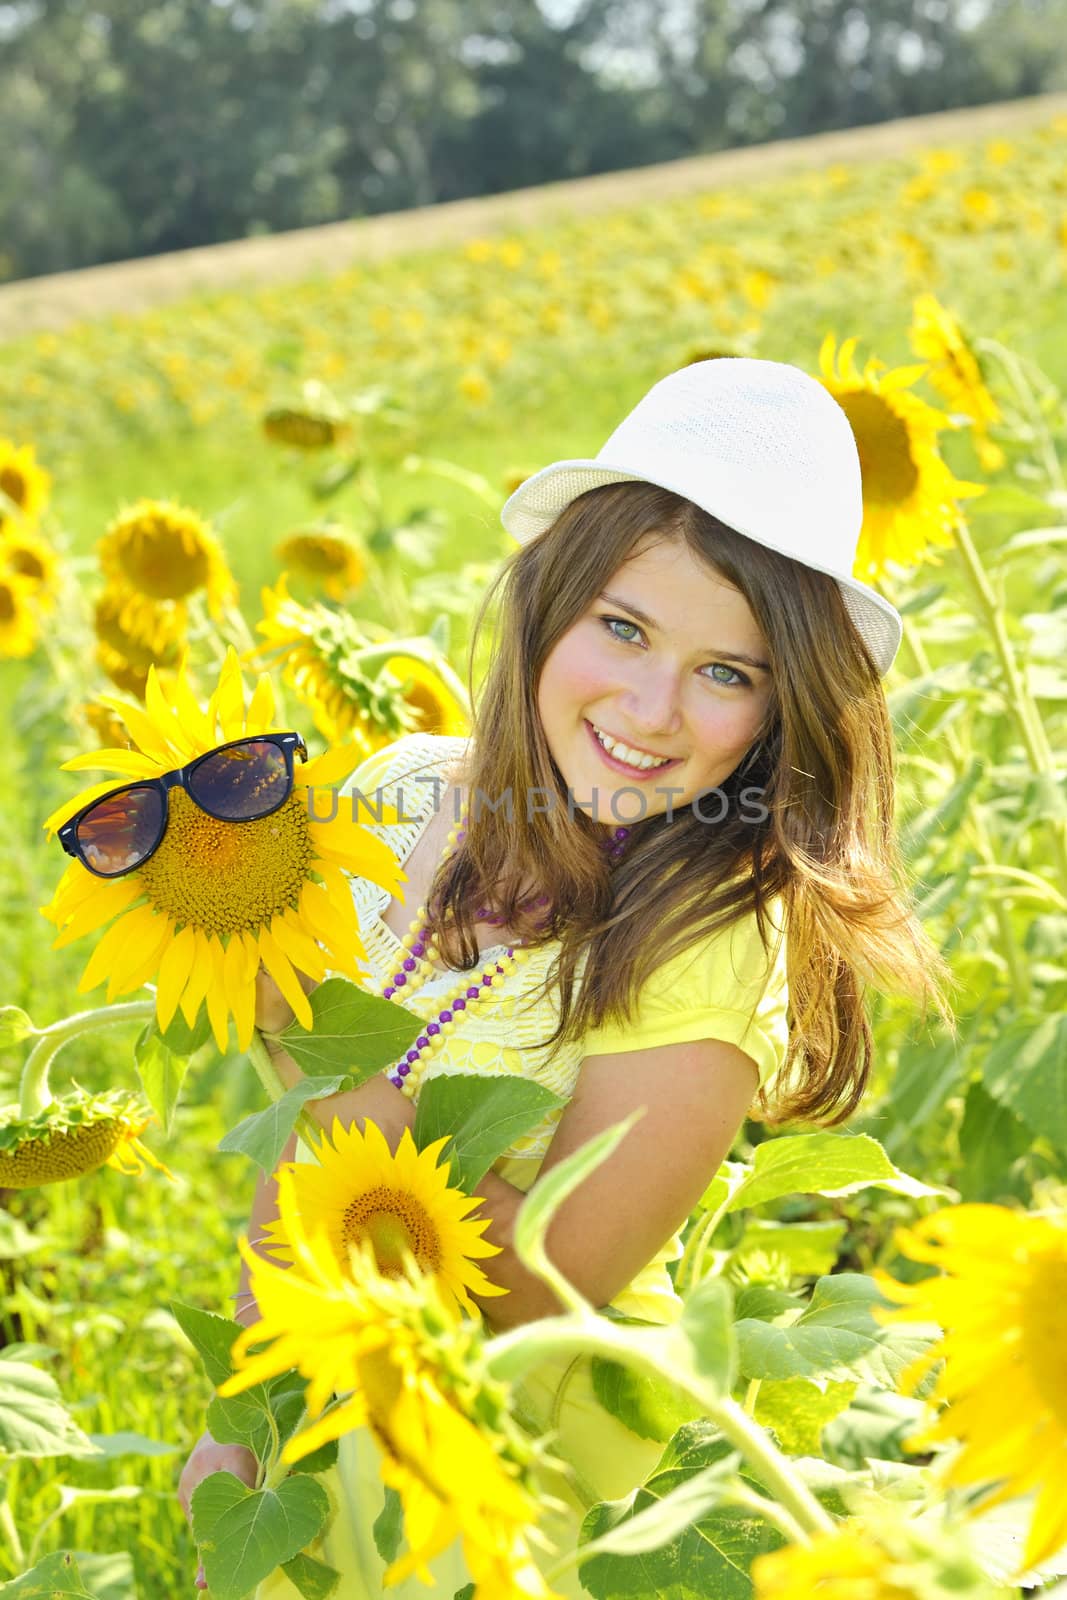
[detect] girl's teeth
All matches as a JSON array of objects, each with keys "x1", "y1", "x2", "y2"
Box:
[{"x1": 593, "y1": 726, "x2": 673, "y2": 770}]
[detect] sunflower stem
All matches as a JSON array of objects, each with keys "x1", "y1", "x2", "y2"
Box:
[
  {"x1": 486, "y1": 1313, "x2": 835, "y2": 1537},
  {"x1": 0, "y1": 1485, "x2": 24, "y2": 1566},
  {"x1": 676, "y1": 1193, "x2": 732, "y2": 1294},
  {"x1": 245, "y1": 1032, "x2": 320, "y2": 1147},
  {"x1": 17, "y1": 999, "x2": 156, "y2": 1120},
  {"x1": 892, "y1": 600, "x2": 1029, "y2": 1008},
  {"x1": 949, "y1": 521, "x2": 1067, "y2": 894}
]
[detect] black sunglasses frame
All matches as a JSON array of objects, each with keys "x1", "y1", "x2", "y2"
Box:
[{"x1": 58, "y1": 731, "x2": 308, "y2": 879}]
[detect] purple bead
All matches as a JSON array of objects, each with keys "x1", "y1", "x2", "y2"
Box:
[
  {"x1": 394, "y1": 973, "x2": 407, "y2": 988},
  {"x1": 452, "y1": 998, "x2": 466, "y2": 1011},
  {"x1": 440, "y1": 1009, "x2": 453, "y2": 1023},
  {"x1": 383, "y1": 986, "x2": 395, "y2": 999},
  {"x1": 481, "y1": 975, "x2": 493, "y2": 986},
  {"x1": 397, "y1": 1062, "x2": 410, "y2": 1077},
  {"x1": 402, "y1": 957, "x2": 417, "y2": 972},
  {"x1": 466, "y1": 986, "x2": 480, "y2": 999},
  {"x1": 411, "y1": 941, "x2": 426, "y2": 957},
  {"x1": 416, "y1": 1034, "x2": 429, "y2": 1048},
  {"x1": 427, "y1": 1022, "x2": 440, "y2": 1036},
  {"x1": 406, "y1": 1048, "x2": 420, "y2": 1063},
  {"x1": 495, "y1": 964, "x2": 505, "y2": 974}
]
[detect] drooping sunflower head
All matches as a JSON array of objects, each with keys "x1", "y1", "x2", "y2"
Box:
[
  {"x1": 2, "y1": 529, "x2": 61, "y2": 608},
  {"x1": 0, "y1": 1086, "x2": 171, "y2": 1188},
  {"x1": 255, "y1": 576, "x2": 469, "y2": 745},
  {"x1": 0, "y1": 573, "x2": 39, "y2": 660},
  {"x1": 41, "y1": 649, "x2": 406, "y2": 1053},
  {"x1": 220, "y1": 1169, "x2": 557, "y2": 1594},
  {"x1": 872, "y1": 1203, "x2": 1067, "y2": 1574},
  {"x1": 908, "y1": 293, "x2": 1004, "y2": 472},
  {"x1": 274, "y1": 525, "x2": 366, "y2": 600},
  {"x1": 818, "y1": 333, "x2": 985, "y2": 581},
  {"x1": 0, "y1": 438, "x2": 51, "y2": 534},
  {"x1": 260, "y1": 1116, "x2": 507, "y2": 1317},
  {"x1": 97, "y1": 499, "x2": 236, "y2": 616},
  {"x1": 262, "y1": 407, "x2": 348, "y2": 451},
  {"x1": 93, "y1": 584, "x2": 187, "y2": 673}
]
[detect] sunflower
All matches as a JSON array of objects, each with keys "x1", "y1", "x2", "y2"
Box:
[
  {"x1": 274, "y1": 525, "x2": 366, "y2": 600},
  {"x1": 1, "y1": 529, "x2": 61, "y2": 608},
  {"x1": 93, "y1": 585, "x2": 186, "y2": 671},
  {"x1": 255, "y1": 576, "x2": 469, "y2": 746},
  {"x1": 220, "y1": 1171, "x2": 558, "y2": 1598},
  {"x1": 262, "y1": 406, "x2": 348, "y2": 451},
  {"x1": 260, "y1": 1116, "x2": 506, "y2": 1316},
  {"x1": 97, "y1": 499, "x2": 236, "y2": 619},
  {"x1": 751, "y1": 1500, "x2": 1004, "y2": 1600},
  {"x1": 0, "y1": 438, "x2": 51, "y2": 534},
  {"x1": 40, "y1": 649, "x2": 406, "y2": 1053},
  {"x1": 873, "y1": 1204, "x2": 1067, "y2": 1573},
  {"x1": 95, "y1": 641, "x2": 150, "y2": 700},
  {"x1": 818, "y1": 334, "x2": 984, "y2": 581},
  {"x1": 0, "y1": 1086, "x2": 173, "y2": 1188},
  {"x1": 0, "y1": 573, "x2": 39, "y2": 659},
  {"x1": 909, "y1": 294, "x2": 1005, "y2": 472}
]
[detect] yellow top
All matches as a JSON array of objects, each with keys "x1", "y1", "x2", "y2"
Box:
[{"x1": 338, "y1": 731, "x2": 790, "y2": 1324}]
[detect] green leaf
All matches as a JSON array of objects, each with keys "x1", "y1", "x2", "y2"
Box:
[
  {"x1": 134, "y1": 1022, "x2": 190, "y2": 1138},
  {"x1": 373, "y1": 1485, "x2": 404, "y2": 1564},
  {"x1": 160, "y1": 1007, "x2": 214, "y2": 1058},
  {"x1": 577, "y1": 1426, "x2": 776, "y2": 1600},
  {"x1": 192, "y1": 1471, "x2": 331, "y2": 1600},
  {"x1": 736, "y1": 1273, "x2": 936, "y2": 1387},
  {"x1": 752, "y1": 1377, "x2": 857, "y2": 1455},
  {"x1": 679, "y1": 1275, "x2": 736, "y2": 1396},
  {"x1": 0, "y1": 1210, "x2": 47, "y2": 1260},
  {"x1": 981, "y1": 1012, "x2": 1067, "y2": 1156},
  {"x1": 452, "y1": 1589, "x2": 475, "y2": 1600},
  {"x1": 219, "y1": 1075, "x2": 349, "y2": 1174},
  {"x1": 901, "y1": 757, "x2": 984, "y2": 860},
  {"x1": 590, "y1": 1359, "x2": 705, "y2": 1443},
  {"x1": 727, "y1": 1219, "x2": 846, "y2": 1280},
  {"x1": 513, "y1": 1111, "x2": 643, "y2": 1282},
  {"x1": 725, "y1": 1131, "x2": 951, "y2": 1213},
  {"x1": 572, "y1": 1460, "x2": 739, "y2": 1569},
  {"x1": 0, "y1": 1351, "x2": 100, "y2": 1460},
  {"x1": 279, "y1": 1552, "x2": 340, "y2": 1599},
  {"x1": 84, "y1": 1430, "x2": 179, "y2": 1458},
  {"x1": 0, "y1": 1006, "x2": 35, "y2": 1049},
  {"x1": 412, "y1": 1074, "x2": 565, "y2": 1192},
  {"x1": 273, "y1": 977, "x2": 421, "y2": 1080},
  {"x1": 0, "y1": 1550, "x2": 95, "y2": 1598},
  {"x1": 991, "y1": 522, "x2": 1067, "y2": 561},
  {"x1": 170, "y1": 1301, "x2": 244, "y2": 1388},
  {"x1": 957, "y1": 1080, "x2": 1033, "y2": 1204},
  {"x1": 822, "y1": 1386, "x2": 929, "y2": 1471}
]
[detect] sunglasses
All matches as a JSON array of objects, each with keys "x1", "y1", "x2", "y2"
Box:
[{"x1": 58, "y1": 732, "x2": 308, "y2": 879}]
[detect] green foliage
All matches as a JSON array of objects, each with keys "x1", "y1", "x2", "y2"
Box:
[{"x1": 411, "y1": 1073, "x2": 566, "y2": 1191}]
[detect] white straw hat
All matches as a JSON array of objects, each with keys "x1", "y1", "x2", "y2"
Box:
[{"x1": 500, "y1": 356, "x2": 902, "y2": 677}]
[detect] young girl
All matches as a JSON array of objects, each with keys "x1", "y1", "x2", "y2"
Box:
[{"x1": 180, "y1": 357, "x2": 951, "y2": 1595}]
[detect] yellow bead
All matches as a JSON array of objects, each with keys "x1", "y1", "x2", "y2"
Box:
[{"x1": 440, "y1": 1020, "x2": 455, "y2": 1035}]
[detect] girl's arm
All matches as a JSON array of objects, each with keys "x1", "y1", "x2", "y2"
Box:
[{"x1": 467, "y1": 1035, "x2": 761, "y2": 1333}]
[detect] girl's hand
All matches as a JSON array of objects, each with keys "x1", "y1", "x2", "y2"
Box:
[
  {"x1": 255, "y1": 968, "x2": 318, "y2": 1035},
  {"x1": 179, "y1": 1428, "x2": 259, "y2": 1588}
]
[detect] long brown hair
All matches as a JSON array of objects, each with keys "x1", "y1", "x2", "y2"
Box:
[{"x1": 422, "y1": 481, "x2": 955, "y2": 1126}]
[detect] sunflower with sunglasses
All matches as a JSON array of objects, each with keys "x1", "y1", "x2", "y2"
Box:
[{"x1": 41, "y1": 650, "x2": 405, "y2": 1052}]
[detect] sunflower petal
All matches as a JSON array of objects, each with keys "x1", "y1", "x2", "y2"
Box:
[
  {"x1": 258, "y1": 927, "x2": 314, "y2": 1029},
  {"x1": 61, "y1": 749, "x2": 163, "y2": 779},
  {"x1": 155, "y1": 924, "x2": 197, "y2": 1032}
]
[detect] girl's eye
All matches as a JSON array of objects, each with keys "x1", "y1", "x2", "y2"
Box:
[
  {"x1": 601, "y1": 616, "x2": 642, "y2": 646},
  {"x1": 598, "y1": 616, "x2": 751, "y2": 688}
]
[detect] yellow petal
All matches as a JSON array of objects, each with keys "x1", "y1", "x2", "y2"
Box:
[
  {"x1": 258, "y1": 927, "x2": 314, "y2": 1029},
  {"x1": 179, "y1": 928, "x2": 217, "y2": 1029},
  {"x1": 61, "y1": 749, "x2": 163, "y2": 779},
  {"x1": 155, "y1": 924, "x2": 197, "y2": 1032},
  {"x1": 224, "y1": 933, "x2": 256, "y2": 1051},
  {"x1": 244, "y1": 673, "x2": 275, "y2": 735},
  {"x1": 76, "y1": 904, "x2": 159, "y2": 995}
]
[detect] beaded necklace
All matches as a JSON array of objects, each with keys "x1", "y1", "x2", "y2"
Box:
[{"x1": 383, "y1": 804, "x2": 630, "y2": 1097}]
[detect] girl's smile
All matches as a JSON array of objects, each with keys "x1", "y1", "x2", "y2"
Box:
[{"x1": 537, "y1": 536, "x2": 775, "y2": 825}]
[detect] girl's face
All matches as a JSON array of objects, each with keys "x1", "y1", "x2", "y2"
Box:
[{"x1": 536, "y1": 537, "x2": 775, "y2": 827}]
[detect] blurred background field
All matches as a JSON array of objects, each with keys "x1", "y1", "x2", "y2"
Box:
[{"x1": 2, "y1": 79, "x2": 1067, "y2": 1596}]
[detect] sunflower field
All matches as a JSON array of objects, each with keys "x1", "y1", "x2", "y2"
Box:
[{"x1": 1, "y1": 109, "x2": 1067, "y2": 1600}]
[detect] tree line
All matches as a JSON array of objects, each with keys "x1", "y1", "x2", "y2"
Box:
[{"x1": 2, "y1": 0, "x2": 1065, "y2": 283}]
